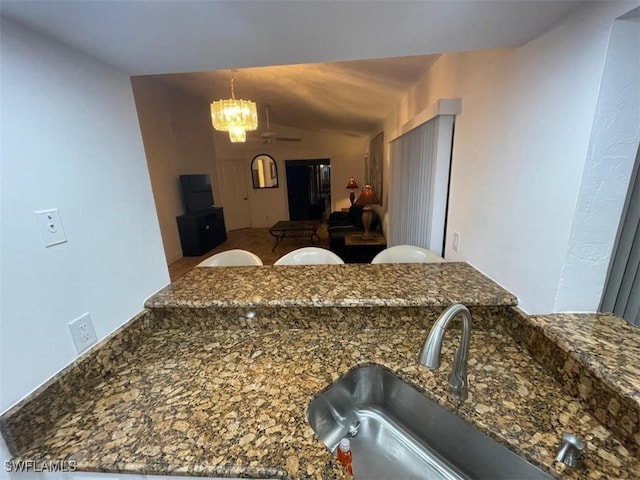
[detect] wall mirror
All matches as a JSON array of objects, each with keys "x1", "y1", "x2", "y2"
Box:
[{"x1": 251, "y1": 154, "x2": 279, "y2": 188}]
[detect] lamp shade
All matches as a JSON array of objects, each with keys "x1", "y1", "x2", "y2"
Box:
[
  {"x1": 355, "y1": 184, "x2": 379, "y2": 205},
  {"x1": 346, "y1": 177, "x2": 359, "y2": 189}
]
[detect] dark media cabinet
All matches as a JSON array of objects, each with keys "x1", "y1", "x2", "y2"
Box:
[{"x1": 176, "y1": 207, "x2": 227, "y2": 256}]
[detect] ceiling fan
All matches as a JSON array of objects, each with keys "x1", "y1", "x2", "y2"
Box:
[{"x1": 251, "y1": 105, "x2": 302, "y2": 144}]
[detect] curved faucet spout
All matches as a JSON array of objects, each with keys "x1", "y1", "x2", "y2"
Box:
[{"x1": 418, "y1": 304, "x2": 472, "y2": 402}]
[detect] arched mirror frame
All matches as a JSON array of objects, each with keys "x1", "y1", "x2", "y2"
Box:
[{"x1": 251, "y1": 154, "x2": 279, "y2": 189}]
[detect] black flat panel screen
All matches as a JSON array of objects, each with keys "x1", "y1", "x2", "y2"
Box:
[{"x1": 179, "y1": 174, "x2": 214, "y2": 213}]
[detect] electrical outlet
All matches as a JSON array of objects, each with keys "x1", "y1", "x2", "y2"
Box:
[
  {"x1": 34, "y1": 208, "x2": 68, "y2": 247},
  {"x1": 69, "y1": 312, "x2": 98, "y2": 353},
  {"x1": 453, "y1": 231, "x2": 461, "y2": 252}
]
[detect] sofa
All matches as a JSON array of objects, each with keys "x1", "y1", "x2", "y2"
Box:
[{"x1": 327, "y1": 205, "x2": 382, "y2": 260}]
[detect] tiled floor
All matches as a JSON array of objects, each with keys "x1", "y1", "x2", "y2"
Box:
[{"x1": 167, "y1": 225, "x2": 330, "y2": 282}]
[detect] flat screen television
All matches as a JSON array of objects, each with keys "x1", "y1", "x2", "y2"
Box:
[{"x1": 179, "y1": 174, "x2": 214, "y2": 214}]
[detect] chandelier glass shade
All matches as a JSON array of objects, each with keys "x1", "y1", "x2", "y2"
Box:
[
  {"x1": 228, "y1": 124, "x2": 248, "y2": 143},
  {"x1": 210, "y1": 69, "x2": 258, "y2": 143}
]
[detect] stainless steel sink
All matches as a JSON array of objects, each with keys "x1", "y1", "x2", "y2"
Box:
[{"x1": 307, "y1": 365, "x2": 553, "y2": 480}]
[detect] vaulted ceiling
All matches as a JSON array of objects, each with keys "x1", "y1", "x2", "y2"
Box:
[
  {"x1": 150, "y1": 55, "x2": 440, "y2": 137},
  {"x1": 1, "y1": 0, "x2": 583, "y2": 137}
]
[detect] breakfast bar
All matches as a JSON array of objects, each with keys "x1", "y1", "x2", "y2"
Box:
[{"x1": 1, "y1": 263, "x2": 639, "y2": 479}]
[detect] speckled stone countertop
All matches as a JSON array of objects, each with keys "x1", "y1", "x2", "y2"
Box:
[
  {"x1": 145, "y1": 263, "x2": 518, "y2": 309},
  {"x1": 3, "y1": 263, "x2": 639, "y2": 479},
  {"x1": 506, "y1": 311, "x2": 640, "y2": 454},
  {"x1": 2, "y1": 317, "x2": 639, "y2": 479},
  {"x1": 528, "y1": 313, "x2": 640, "y2": 411}
]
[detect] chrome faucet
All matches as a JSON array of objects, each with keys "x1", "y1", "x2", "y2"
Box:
[
  {"x1": 419, "y1": 304, "x2": 472, "y2": 402},
  {"x1": 555, "y1": 433, "x2": 585, "y2": 469}
]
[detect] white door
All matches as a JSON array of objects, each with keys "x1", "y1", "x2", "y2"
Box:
[{"x1": 218, "y1": 159, "x2": 251, "y2": 230}]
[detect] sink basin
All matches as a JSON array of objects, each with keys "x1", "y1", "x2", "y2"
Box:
[{"x1": 307, "y1": 365, "x2": 553, "y2": 479}]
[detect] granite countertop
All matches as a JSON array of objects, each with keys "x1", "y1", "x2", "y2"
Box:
[
  {"x1": 507, "y1": 311, "x2": 640, "y2": 454},
  {"x1": 3, "y1": 263, "x2": 639, "y2": 480},
  {"x1": 145, "y1": 262, "x2": 518, "y2": 309},
  {"x1": 528, "y1": 313, "x2": 640, "y2": 409},
  {"x1": 4, "y1": 320, "x2": 638, "y2": 479}
]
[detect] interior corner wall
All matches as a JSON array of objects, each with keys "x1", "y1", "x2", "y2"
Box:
[
  {"x1": 213, "y1": 124, "x2": 365, "y2": 228},
  {"x1": 379, "y1": 1, "x2": 634, "y2": 314},
  {"x1": 131, "y1": 77, "x2": 221, "y2": 263},
  {"x1": 0, "y1": 19, "x2": 169, "y2": 413},
  {"x1": 554, "y1": 13, "x2": 640, "y2": 312}
]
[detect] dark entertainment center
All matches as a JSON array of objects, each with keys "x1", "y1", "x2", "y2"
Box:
[{"x1": 176, "y1": 174, "x2": 227, "y2": 256}]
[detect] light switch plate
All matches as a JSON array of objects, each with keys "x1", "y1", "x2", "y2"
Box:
[{"x1": 34, "y1": 208, "x2": 68, "y2": 247}]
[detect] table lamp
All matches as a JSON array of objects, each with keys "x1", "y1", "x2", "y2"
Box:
[
  {"x1": 346, "y1": 177, "x2": 359, "y2": 205},
  {"x1": 354, "y1": 184, "x2": 380, "y2": 239}
]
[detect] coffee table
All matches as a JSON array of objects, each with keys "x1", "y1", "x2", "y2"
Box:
[
  {"x1": 269, "y1": 220, "x2": 321, "y2": 251},
  {"x1": 344, "y1": 232, "x2": 387, "y2": 263}
]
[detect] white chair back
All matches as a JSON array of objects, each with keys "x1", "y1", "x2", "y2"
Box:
[
  {"x1": 274, "y1": 247, "x2": 344, "y2": 265},
  {"x1": 371, "y1": 244, "x2": 444, "y2": 264},
  {"x1": 197, "y1": 249, "x2": 263, "y2": 267}
]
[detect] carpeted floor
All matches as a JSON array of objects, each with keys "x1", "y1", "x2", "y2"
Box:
[{"x1": 167, "y1": 224, "x2": 330, "y2": 282}]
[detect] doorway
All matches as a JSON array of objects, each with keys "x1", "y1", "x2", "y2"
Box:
[
  {"x1": 285, "y1": 159, "x2": 331, "y2": 221},
  {"x1": 218, "y1": 159, "x2": 251, "y2": 230}
]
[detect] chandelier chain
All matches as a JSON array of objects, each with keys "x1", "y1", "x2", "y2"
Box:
[{"x1": 230, "y1": 68, "x2": 238, "y2": 100}]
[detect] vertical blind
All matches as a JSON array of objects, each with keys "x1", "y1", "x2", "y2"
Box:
[
  {"x1": 601, "y1": 146, "x2": 640, "y2": 326},
  {"x1": 388, "y1": 115, "x2": 454, "y2": 255}
]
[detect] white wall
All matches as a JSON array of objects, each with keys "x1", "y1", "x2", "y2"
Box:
[
  {"x1": 213, "y1": 124, "x2": 366, "y2": 228},
  {"x1": 131, "y1": 77, "x2": 222, "y2": 263},
  {"x1": 554, "y1": 13, "x2": 640, "y2": 312},
  {"x1": 378, "y1": 1, "x2": 638, "y2": 313},
  {"x1": 0, "y1": 18, "x2": 169, "y2": 417}
]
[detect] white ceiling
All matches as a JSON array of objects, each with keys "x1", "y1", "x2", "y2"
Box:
[
  {"x1": 1, "y1": 0, "x2": 584, "y2": 137},
  {"x1": 152, "y1": 55, "x2": 441, "y2": 137}
]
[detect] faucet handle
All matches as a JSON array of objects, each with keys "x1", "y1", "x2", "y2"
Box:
[{"x1": 555, "y1": 433, "x2": 585, "y2": 468}]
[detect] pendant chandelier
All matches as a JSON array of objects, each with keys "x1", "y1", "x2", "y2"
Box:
[{"x1": 210, "y1": 69, "x2": 258, "y2": 143}]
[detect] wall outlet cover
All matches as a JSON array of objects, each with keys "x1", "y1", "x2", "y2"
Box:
[
  {"x1": 34, "y1": 208, "x2": 68, "y2": 247},
  {"x1": 453, "y1": 232, "x2": 460, "y2": 251},
  {"x1": 68, "y1": 312, "x2": 98, "y2": 353}
]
